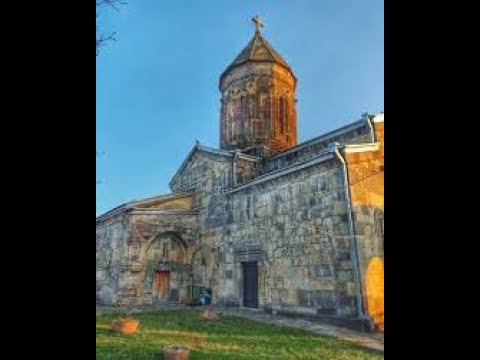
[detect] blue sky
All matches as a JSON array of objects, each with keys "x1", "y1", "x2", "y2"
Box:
[{"x1": 96, "y1": 0, "x2": 384, "y2": 216}]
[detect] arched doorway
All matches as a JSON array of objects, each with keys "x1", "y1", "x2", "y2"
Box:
[{"x1": 143, "y1": 233, "x2": 188, "y2": 303}]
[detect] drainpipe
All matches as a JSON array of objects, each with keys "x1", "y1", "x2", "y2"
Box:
[
  {"x1": 362, "y1": 112, "x2": 376, "y2": 143},
  {"x1": 332, "y1": 142, "x2": 367, "y2": 322}
]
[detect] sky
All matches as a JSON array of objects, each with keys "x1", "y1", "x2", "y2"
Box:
[{"x1": 96, "y1": 0, "x2": 384, "y2": 216}]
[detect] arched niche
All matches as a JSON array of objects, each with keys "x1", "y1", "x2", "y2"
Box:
[{"x1": 142, "y1": 232, "x2": 190, "y2": 303}]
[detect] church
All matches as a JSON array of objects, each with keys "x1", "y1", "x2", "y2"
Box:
[{"x1": 96, "y1": 17, "x2": 384, "y2": 331}]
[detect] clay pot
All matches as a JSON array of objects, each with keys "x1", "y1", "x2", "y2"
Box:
[
  {"x1": 112, "y1": 319, "x2": 140, "y2": 334},
  {"x1": 163, "y1": 345, "x2": 190, "y2": 360}
]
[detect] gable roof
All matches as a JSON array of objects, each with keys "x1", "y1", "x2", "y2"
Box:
[
  {"x1": 169, "y1": 143, "x2": 260, "y2": 189},
  {"x1": 96, "y1": 192, "x2": 194, "y2": 224}
]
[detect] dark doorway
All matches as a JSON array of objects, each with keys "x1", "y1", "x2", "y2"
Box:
[{"x1": 243, "y1": 262, "x2": 259, "y2": 308}]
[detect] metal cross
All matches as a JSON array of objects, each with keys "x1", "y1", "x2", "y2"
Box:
[{"x1": 252, "y1": 15, "x2": 264, "y2": 34}]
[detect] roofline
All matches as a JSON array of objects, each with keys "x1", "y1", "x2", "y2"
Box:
[
  {"x1": 269, "y1": 118, "x2": 368, "y2": 160},
  {"x1": 219, "y1": 60, "x2": 297, "y2": 91},
  {"x1": 95, "y1": 203, "x2": 129, "y2": 224},
  {"x1": 344, "y1": 142, "x2": 381, "y2": 154},
  {"x1": 227, "y1": 146, "x2": 337, "y2": 194},
  {"x1": 96, "y1": 191, "x2": 194, "y2": 224},
  {"x1": 169, "y1": 143, "x2": 261, "y2": 188},
  {"x1": 129, "y1": 209, "x2": 198, "y2": 216},
  {"x1": 219, "y1": 31, "x2": 296, "y2": 90},
  {"x1": 130, "y1": 191, "x2": 193, "y2": 208}
]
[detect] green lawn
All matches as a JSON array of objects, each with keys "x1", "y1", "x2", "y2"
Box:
[{"x1": 96, "y1": 310, "x2": 383, "y2": 360}]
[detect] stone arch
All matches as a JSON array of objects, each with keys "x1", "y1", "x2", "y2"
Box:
[
  {"x1": 142, "y1": 232, "x2": 188, "y2": 262},
  {"x1": 141, "y1": 232, "x2": 191, "y2": 303}
]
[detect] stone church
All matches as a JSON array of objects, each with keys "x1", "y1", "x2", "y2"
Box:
[{"x1": 96, "y1": 17, "x2": 384, "y2": 330}]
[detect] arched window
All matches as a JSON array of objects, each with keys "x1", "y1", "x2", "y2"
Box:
[{"x1": 279, "y1": 96, "x2": 287, "y2": 135}]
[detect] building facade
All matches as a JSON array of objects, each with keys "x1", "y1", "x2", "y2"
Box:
[{"x1": 96, "y1": 19, "x2": 384, "y2": 330}]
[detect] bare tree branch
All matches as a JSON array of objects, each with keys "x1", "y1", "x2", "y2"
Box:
[
  {"x1": 97, "y1": 0, "x2": 126, "y2": 11},
  {"x1": 96, "y1": 31, "x2": 117, "y2": 56},
  {"x1": 96, "y1": 0, "x2": 126, "y2": 56}
]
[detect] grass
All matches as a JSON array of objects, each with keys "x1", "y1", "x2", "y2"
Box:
[{"x1": 96, "y1": 309, "x2": 384, "y2": 360}]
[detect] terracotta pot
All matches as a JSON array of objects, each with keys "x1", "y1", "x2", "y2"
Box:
[
  {"x1": 163, "y1": 346, "x2": 190, "y2": 360},
  {"x1": 112, "y1": 319, "x2": 140, "y2": 334}
]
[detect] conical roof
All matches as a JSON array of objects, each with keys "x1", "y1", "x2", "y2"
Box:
[{"x1": 220, "y1": 30, "x2": 295, "y2": 86}]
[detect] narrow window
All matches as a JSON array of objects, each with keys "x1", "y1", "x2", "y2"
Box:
[{"x1": 279, "y1": 96, "x2": 286, "y2": 135}]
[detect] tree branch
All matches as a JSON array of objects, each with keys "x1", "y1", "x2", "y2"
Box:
[
  {"x1": 96, "y1": 0, "x2": 126, "y2": 11},
  {"x1": 96, "y1": 0, "x2": 126, "y2": 55}
]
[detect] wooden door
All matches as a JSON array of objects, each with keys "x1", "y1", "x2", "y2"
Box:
[{"x1": 154, "y1": 271, "x2": 170, "y2": 300}]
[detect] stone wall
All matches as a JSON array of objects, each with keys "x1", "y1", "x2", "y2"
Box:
[
  {"x1": 166, "y1": 128, "x2": 380, "y2": 318},
  {"x1": 96, "y1": 191, "x2": 200, "y2": 307},
  {"x1": 345, "y1": 118, "x2": 384, "y2": 329},
  {"x1": 195, "y1": 158, "x2": 359, "y2": 317},
  {"x1": 115, "y1": 212, "x2": 199, "y2": 306},
  {"x1": 220, "y1": 63, "x2": 297, "y2": 152},
  {"x1": 235, "y1": 157, "x2": 261, "y2": 186},
  {"x1": 264, "y1": 120, "x2": 371, "y2": 174},
  {"x1": 171, "y1": 151, "x2": 232, "y2": 195},
  {"x1": 96, "y1": 214, "x2": 128, "y2": 305},
  {"x1": 96, "y1": 116, "x2": 383, "y2": 321}
]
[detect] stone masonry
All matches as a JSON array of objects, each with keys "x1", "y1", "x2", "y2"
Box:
[{"x1": 96, "y1": 19, "x2": 384, "y2": 331}]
